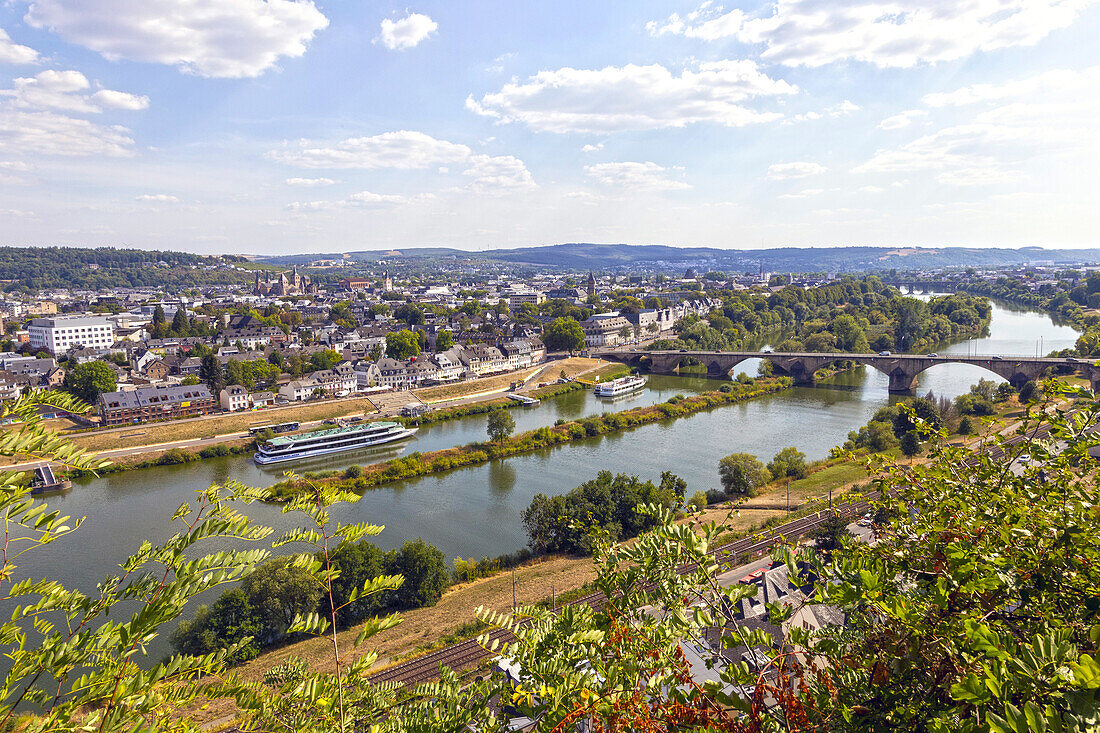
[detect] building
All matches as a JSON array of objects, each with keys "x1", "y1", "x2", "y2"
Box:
[
  {"x1": 278, "y1": 365, "x2": 357, "y2": 401},
  {"x1": 253, "y1": 266, "x2": 315, "y2": 296},
  {"x1": 506, "y1": 289, "x2": 546, "y2": 312},
  {"x1": 98, "y1": 384, "x2": 216, "y2": 425},
  {"x1": 581, "y1": 313, "x2": 632, "y2": 348},
  {"x1": 28, "y1": 315, "x2": 115, "y2": 355},
  {"x1": 338, "y1": 277, "x2": 372, "y2": 292},
  {"x1": 220, "y1": 385, "x2": 250, "y2": 412}
]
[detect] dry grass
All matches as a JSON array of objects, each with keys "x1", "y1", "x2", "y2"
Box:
[
  {"x1": 180, "y1": 506, "x2": 778, "y2": 727},
  {"x1": 64, "y1": 398, "x2": 381, "y2": 453},
  {"x1": 415, "y1": 358, "x2": 605, "y2": 403}
]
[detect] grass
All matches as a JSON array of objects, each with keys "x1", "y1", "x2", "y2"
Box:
[
  {"x1": 178, "y1": 507, "x2": 779, "y2": 728},
  {"x1": 64, "y1": 397, "x2": 381, "y2": 453}
]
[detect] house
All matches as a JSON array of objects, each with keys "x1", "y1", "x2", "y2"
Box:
[
  {"x1": 374, "y1": 357, "x2": 415, "y2": 390},
  {"x1": 220, "y1": 385, "x2": 249, "y2": 412},
  {"x1": 432, "y1": 350, "x2": 464, "y2": 382},
  {"x1": 353, "y1": 361, "x2": 382, "y2": 390},
  {"x1": 98, "y1": 384, "x2": 216, "y2": 425},
  {"x1": 277, "y1": 364, "x2": 358, "y2": 401},
  {"x1": 251, "y1": 391, "x2": 275, "y2": 408},
  {"x1": 581, "y1": 313, "x2": 632, "y2": 348}
]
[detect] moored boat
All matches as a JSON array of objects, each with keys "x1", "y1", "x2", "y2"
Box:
[
  {"x1": 254, "y1": 421, "x2": 417, "y2": 465},
  {"x1": 593, "y1": 375, "x2": 647, "y2": 398}
]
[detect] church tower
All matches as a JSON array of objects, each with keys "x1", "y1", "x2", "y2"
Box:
[{"x1": 586, "y1": 271, "x2": 596, "y2": 299}]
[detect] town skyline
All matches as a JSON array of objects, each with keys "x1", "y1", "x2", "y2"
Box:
[{"x1": 1, "y1": 1, "x2": 1099, "y2": 253}]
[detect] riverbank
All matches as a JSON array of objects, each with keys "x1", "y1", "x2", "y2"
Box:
[{"x1": 266, "y1": 375, "x2": 794, "y2": 500}]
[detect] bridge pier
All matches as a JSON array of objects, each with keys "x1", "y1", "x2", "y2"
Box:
[{"x1": 887, "y1": 370, "x2": 918, "y2": 394}]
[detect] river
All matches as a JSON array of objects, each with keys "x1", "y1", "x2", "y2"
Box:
[{"x1": 15, "y1": 298, "x2": 1080, "y2": 662}]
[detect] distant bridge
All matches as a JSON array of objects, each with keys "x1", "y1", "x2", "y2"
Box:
[{"x1": 593, "y1": 349, "x2": 1098, "y2": 394}]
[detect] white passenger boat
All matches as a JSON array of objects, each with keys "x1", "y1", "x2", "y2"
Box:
[
  {"x1": 593, "y1": 375, "x2": 647, "y2": 398},
  {"x1": 253, "y1": 421, "x2": 417, "y2": 465}
]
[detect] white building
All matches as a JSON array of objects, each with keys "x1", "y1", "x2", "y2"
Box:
[
  {"x1": 220, "y1": 385, "x2": 250, "y2": 412},
  {"x1": 28, "y1": 314, "x2": 115, "y2": 355}
]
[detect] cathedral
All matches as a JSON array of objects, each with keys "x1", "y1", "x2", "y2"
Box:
[{"x1": 253, "y1": 266, "x2": 316, "y2": 296}]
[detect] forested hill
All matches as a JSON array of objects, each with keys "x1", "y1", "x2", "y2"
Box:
[
  {"x1": 0, "y1": 247, "x2": 250, "y2": 291},
  {"x1": 258, "y1": 243, "x2": 1100, "y2": 272}
]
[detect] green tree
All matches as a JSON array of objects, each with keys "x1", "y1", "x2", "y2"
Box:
[
  {"x1": 486, "y1": 408, "x2": 515, "y2": 445},
  {"x1": 152, "y1": 304, "x2": 166, "y2": 326},
  {"x1": 807, "y1": 512, "x2": 851, "y2": 552},
  {"x1": 768, "y1": 446, "x2": 808, "y2": 479},
  {"x1": 200, "y1": 353, "x2": 226, "y2": 395},
  {"x1": 900, "y1": 429, "x2": 921, "y2": 455},
  {"x1": 240, "y1": 559, "x2": 323, "y2": 643},
  {"x1": 171, "y1": 308, "x2": 190, "y2": 335},
  {"x1": 893, "y1": 296, "x2": 926, "y2": 351},
  {"x1": 309, "y1": 349, "x2": 342, "y2": 372},
  {"x1": 394, "y1": 303, "x2": 424, "y2": 326},
  {"x1": 542, "y1": 316, "x2": 586, "y2": 354},
  {"x1": 369, "y1": 343, "x2": 384, "y2": 361},
  {"x1": 389, "y1": 538, "x2": 448, "y2": 609},
  {"x1": 63, "y1": 360, "x2": 117, "y2": 403},
  {"x1": 385, "y1": 330, "x2": 421, "y2": 360},
  {"x1": 435, "y1": 329, "x2": 454, "y2": 352},
  {"x1": 718, "y1": 452, "x2": 770, "y2": 496}
]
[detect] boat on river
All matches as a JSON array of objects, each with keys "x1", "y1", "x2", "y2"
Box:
[
  {"x1": 593, "y1": 375, "x2": 647, "y2": 398},
  {"x1": 254, "y1": 421, "x2": 417, "y2": 465}
]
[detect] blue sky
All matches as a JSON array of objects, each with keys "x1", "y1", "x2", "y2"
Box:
[{"x1": 1, "y1": 0, "x2": 1099, "y2": 254}]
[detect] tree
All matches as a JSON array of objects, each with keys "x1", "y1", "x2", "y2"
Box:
[
  {"x1": 435, "y1": 329, "x2": 453, "y2": 352},
  {"x1": 807, "y1": 512, "x2": 851, "y2": 552},
  {"x1": 368, "y1": 343, "x2": 384, "y2": 362},
  {"x1": 152, "y1": 304, "x2": 166, "y2": 326},
  {"x1": 718, "y1": 452, "x2": 770, "y2": 496},
  {"x1": 394, "y1": 303, "x2": 424, "y2": 326},
  {"x1": 542, "y1": 317, "x2": 586, "y2": 354},
  {"x1": 900, "y1": 429, "x2": 921, "y2": 455},
  {"x1": 768, "y1": 447, "x2": 808, "y2": 480},
  {"x1": 486, "y1": 408, "x2": 515, "y2": 445},
  {"x1": 181, "y1": 374, "x2": 200, "y2": 386},
  {"x1": 385, "y1": 330, "x2": 421, "y2": 360},
  {"x1": 171, "y1": 308, "x2": 190, "y2": 335},
  {"x1": 389, "y1": 539, "x2": 448, "y2": 609},
  {"x1": 957, "y1": 415, "x2": 974, "y2": 434},
  {"x1": 308, "y1": 349, "x2": 342, "y2": 372},
  {"x1": 893, "y1": 296, "x2": 926, "y2": 351},
  {"x1": 199, "y1": 354, "x2": 225, "y2": 395},
  {"x1": 63, "y1": 360, "x2": 117, "y2": 403}
]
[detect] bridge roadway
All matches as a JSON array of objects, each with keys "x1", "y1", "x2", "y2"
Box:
[{"x1": 593, "y1": 349, "x2": 1100, "y2": 394}]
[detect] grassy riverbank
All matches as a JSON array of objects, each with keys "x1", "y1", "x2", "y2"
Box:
[{"x1": 267, "y1": 375, "x2": 793, "y2": 500}]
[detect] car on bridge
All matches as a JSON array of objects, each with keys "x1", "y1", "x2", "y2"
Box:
[{"x1": 878, "y1": 351, "x2": 891, "y2": 356}]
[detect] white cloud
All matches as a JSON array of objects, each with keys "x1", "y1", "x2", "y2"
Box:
[
  {"x1": 0, "y1": 109, "x2": 136, "y2": 156},
  {"x1": 581, "y1": 143, "x2": 603, "y2": 153},
  {"x1": 585, "y1": 161, "x2": 690, "y2": 191},
  {"x1": 287, "y1": 190, "x2": 418, "y2": 211},
  {"x1": 285, "y1": 177, "x2": 335, "y2": 186},
  {"x1": 270, "y1": 130, "x2": 472, "y2": 169},
  {"x1": 467, "y1": 60, "x2": 795, "y2": 133},
  {"x1": 24, "y1": 0, "x2": 329, "y2": 78},
  {"x1": 463, "y1": 154, "x2": 536, "y2": 193},
  {"x1": 878, "y1": 110, "x2": 926, "y2": 130},
  {"x1": 376, "y1": 12, "x2": 438, "y2": 51},
  {"x1": 0, "y1": 29, "x2": 40, "y2": 65},
  {"x1": 647, "y1": 0, "x2": 1096, "y2": 68},
  {"x1": 0, "y1": 160, "x2": 34, "y2": 172},
  {"x1": 778, "y1": 188, "x2": 825, "y2": 198},
  {"x1": 91, "y1": 89, "x2": 150, "y2": 111},
  {"x1": 766, "y1": 161, "x2": 826, "y2": 180},
  {"x1": 2, "y1": 70, "x2": 149, "y2": 114},
  {"x1": 135, "y1": 193, "x2": 180, "y2": 202},
  {"x1": 858, "y1": 185, "x2": 885, "y2": 193},
  {"x1": 857, "y1": 67, "x2": 1100, "y2": 186},
  {"x1": 0, "y1": 68, "x2": 147, "y2": 157}
]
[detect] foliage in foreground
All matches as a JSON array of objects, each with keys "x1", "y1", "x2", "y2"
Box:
[{"x1": 2, "y1": 384, "x2": 1099, "y2": 732}]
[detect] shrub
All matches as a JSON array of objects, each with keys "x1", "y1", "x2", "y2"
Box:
[
  {"x1": 957, "y1": 416, "x2": 974, "y2": 435},
  {"x1": 343, "y1": 464, "x2": 363, "y2": 479}
]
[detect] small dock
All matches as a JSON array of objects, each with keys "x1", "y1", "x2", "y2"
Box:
[
  {"x1": 506, "y1": 394, "x2": 541, "y2": 406},
  {"x1": 30, "y1": 464, "x2": 71, "y2": 495}
]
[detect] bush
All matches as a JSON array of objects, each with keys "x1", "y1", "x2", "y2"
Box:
[
  {"x1": 718, "y1": 453, "x2": 770, "y2": 496},
  {"x1": 343, "y1": 464, "x2": 363, "y2": 479},
  {"x1": 767, "y1": 447, "x2": 808, "y2": 480},
  {"x1": 957, "y1": 416, "x2": 974, "y2": 435},
  {"x1": 705, "y1": 488, "x2": 727, "y2": 504},
  {"x1": 688, "y1": 490, "x2": 708, "y2": 511},
  {"x1": 900, "y1": 430, "x2": 921, "y2": 456}
]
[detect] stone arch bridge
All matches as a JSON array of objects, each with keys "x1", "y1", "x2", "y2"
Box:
[{"x1": 592, "y1": 349, "x2": 1100, "y2": 394}]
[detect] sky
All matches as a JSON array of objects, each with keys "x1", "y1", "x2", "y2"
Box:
[{"x1": 1, "y1": 0, "x2": 1099, "y2": 255}]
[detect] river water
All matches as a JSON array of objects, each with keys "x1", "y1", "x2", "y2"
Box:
[{"x1": 14, "y1": 298, "x2": 1079, "y2": 662}]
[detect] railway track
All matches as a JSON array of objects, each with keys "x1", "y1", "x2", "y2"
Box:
[{"x1": 367, "y1": 497, "x2": 876, "y2": 688}]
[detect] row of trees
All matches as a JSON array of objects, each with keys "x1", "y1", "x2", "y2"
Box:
[{"x1": 171, "y1": 537, "x2": 448, "y2": 662}]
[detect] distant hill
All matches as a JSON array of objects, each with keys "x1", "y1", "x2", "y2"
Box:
[{"x1": 256, "y1": 243, "x2": 1100, "y2": 272}]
